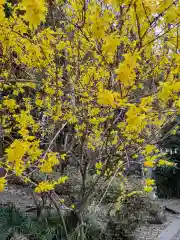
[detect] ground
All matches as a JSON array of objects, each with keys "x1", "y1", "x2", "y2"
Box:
[
  {"x1": 1, "y1": 184, "x2": 180, "y2": 240},
  {"x1": 135, "y1": 199, "x2": 180, "y2": 240}
]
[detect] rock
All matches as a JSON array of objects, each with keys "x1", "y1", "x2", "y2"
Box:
[
  {"x1": 147, "y1": 191, "x2": 157, "y2": 201},
  {"x1": 148, "y1": 211, "x2": 166, "y2": 224}
]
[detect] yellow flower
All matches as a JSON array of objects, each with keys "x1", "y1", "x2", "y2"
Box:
[
  {"x1": 0, "y1": 7, "x2": 4, "y2": 22},
  {"x1": 115, "y1": 53, "x2": 139, "y2": 87},
  {"x1": 144, "y1": 186, "x2": 153, "y2": 193},
  {"x1": 61, "y1": 154, "x2": 66, "y2": 160},
  {"x1": 3, "y1": 99, "x2": 17, "y2": 111},
  {"x1": 127, "y1": 191, "x2": 142, "y2": 197},
  {"x1": 47, "y1": 153, "x2": 59, "y2": 165},
  {"x1": 0, "y1": 0, "x2": 5, "y2": 5},
  {"x1": 158, "y1": 160, "x2": 175, "y2": 166},
  {"x1": 103, "y1": 0, "x2": 118, "y2": 6},
  {"x1": 35, "y1": 98, "x2": 43, "y2": 107},
  {"x1": 0, "y1": 177, "x2": 6, "y2": 192},
  {"x1": 98, "y1": 90, "x2": 115, "y2": 107},
  {"x1": 96, "y1": 161, "x2": 103, "y2": 169},
  {"x1": 145, "y1": 178, "x2": 155, "y2": 186},
  {"x1": 144, "y1": 144, "x2": 156, "y2": 154},
  {"x1": 144, "y1": 161, "x2": 154, "y2": 168},
  {"x1": 56, "y1": 176, "x2": 68, "y2": 184},
  {"x1": 39, "y1": 153, "x2": 59, "y2": 173},
  {"x1": 14, "y1": 162, "x2": 25, "y2": 176},
  {"x1": 22, "y1": 0, "x2": 47, "y2": 28},
  {"x1": 132, "y1": 154, "x2": 138, "y2": 159},
  {"x1": 89, "y1": 117, "x2": 99, "y2": 125},
  {"x1": 39, "y1": 163, "x2": 53, "y2": 173},
  {"x1": 6, "y1": 140, "x2": 28, "y2": 163},
  {"x1": 102, "y1": 35, "x2": 120, "y2": 58},
  {"x1": 18, "y1": 128, "x2": 29, "y2": 138},
  {"x1": 35, "y1": 181, "x2": 55, "y2": 193}
]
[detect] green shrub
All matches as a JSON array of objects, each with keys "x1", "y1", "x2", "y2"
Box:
[
  {"x1": 0, "y1": 203, "x2": 63, "y2": 240},
  {"x1": 154, "y1": 166, "x2": 180, "y2": 198},
  {"x1": 155, "y1": 115, "x2": 180, "y2": 198}
]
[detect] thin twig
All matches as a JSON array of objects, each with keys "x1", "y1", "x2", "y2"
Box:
[
  {"x1": 43, "y1": 122, "x2": 67, "y2": 159},
  {"x1": 49, "y1": 193, "x2": 69, "y2": 240},
  {"x1": 95, "y1": 165, "x2": 121, "y2": 212}
]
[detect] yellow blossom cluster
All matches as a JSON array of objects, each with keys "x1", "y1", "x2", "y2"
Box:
[
  {"x1": 39, "y1": 153, "x2": 59, "y2": 173},
  {"x1": 0, "y1": 177, "x2": 6, "y2": 192},
  {"x1": 21, "y1": 0, "x2": 47, "y2": 28},
  {"x1": 115, "y1": 54, "x2": 140, "y2": 88},
  {"x1": 35, "y1": 176, "x2": 68, "y2": 193}
]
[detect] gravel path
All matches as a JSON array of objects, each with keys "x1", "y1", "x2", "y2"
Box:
[
  {"x1": 135, "y1": 217, "x2": 173, "y2": 240},
  {"x1": 171, "y1": 228, "x2": 180, "y2": 240},
  {"x1": 135, "y1": 199, "x2": 180, "y2": 240}
]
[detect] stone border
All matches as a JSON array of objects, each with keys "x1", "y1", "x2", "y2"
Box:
[{"x1": 157, "y1": 218, "x2": 180, "y2": 240}]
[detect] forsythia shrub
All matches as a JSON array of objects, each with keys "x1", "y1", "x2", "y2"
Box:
[{"x1": 0, "y1": 0, "x2": 179, "y2": 212}]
